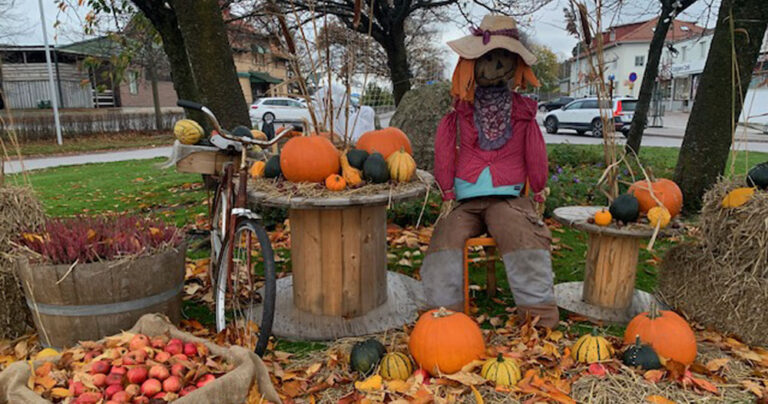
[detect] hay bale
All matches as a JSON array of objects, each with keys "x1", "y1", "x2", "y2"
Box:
[
  {"x1": 657, "y1": 177, "x2": 768, "y2": 346},
  {"x1": 0, "y1": 186, "x2": 45, "y2": 339},
  {"x1": 389, "y1": 82, "x2": 452, "y2": 172}
]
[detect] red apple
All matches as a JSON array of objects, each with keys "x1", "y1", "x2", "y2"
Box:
[
  {"x1": 195, "y1": 374, "x2": 216, "y2": 388},
  {"x1": 162, "y1": 375, "x2": 182, "y2": 393},
  {"x1": 124, "y1": 383, "x2": 140, "y2": 398},
  {"x1": 105, "y1": 383, "x2": 124, "y2": 399},
  {"x1": 168, "y1": 338, "x2": 183, "y2": 346},
  {"x1": 92, "y1": 373, "x2": 107, "y2": 387},
  {"x1": 126, "y1": 366, "x2": 148, "y2": 385},
  {"x1": 90, "y1": 360, "x2": 110, "y2": 374},
  {"x1": 150, "y1": 336, "x2": 167, "y2": 350},
  {"x1": 170, "y1": 363, "x2": 187, "y2": 378},
  {"x1": 105, "y1": 372, "x2": 124, "y2": 386},
  {"x1": 123, "y1": 350, "x2": 147, "y2": 365},
  {"x1": 413, "y1": 368, "x2": 431, "y2": 385},
  {"x1": 74, "y1": 391, "x2": 102, "y2": 404},
  {"x1": 112, "y1": 390, "x2": 131, "y2": 402},
  {"x1": 153, "y1": 351, "x2": 171, "y2": 363},
  {"x1": 110, "y1": 366, "x2": 127, "y2": 376},
  {"x1": 148, "y1": 365, "x2": 169, "y2": 380},
  {"x1": 84, "y1": 350, "x2": 102, "y2": 362},
  {"x1": 164, "y1": 343, "x2": 182, "y2": 356},
  {"x1": 132, "y1": 396, "x2": 149, "y2": 404},
  {"x1": 68, "y1": 381, "x2": 85, "y2": 396},
  {"x1": 129, "y1": 334, "x2": 150, "y2": 351},
  {"x1": 179, "y1": 385, "x2": 197, "y2": 397},
  {"x1": 183, "y1": 343, "x2": 197, "y2": 357},
  {"x1": 171, "y1": 354, "x2": 188, "y2": 362},
  {"x1": 140, "y1": 378, "x2": 162, "y2": 396}
]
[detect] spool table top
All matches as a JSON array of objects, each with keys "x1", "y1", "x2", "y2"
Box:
[
  {"x1": 553, "y1": 206, "x2": 665, "y2": 239},
  {"x1": 248, "y1": 170, "x2": 434, "y2": 209}
]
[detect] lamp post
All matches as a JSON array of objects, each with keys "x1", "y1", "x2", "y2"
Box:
[{"x1": 38, "y1": 0, "x2": 63, "y2": 146}]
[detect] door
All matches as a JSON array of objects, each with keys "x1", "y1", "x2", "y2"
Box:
[
  {"x1": 558, "y1": 100, "x2": 584, "y2": 124},
  {"x1": 579, "y1": 100, "x2": 600, "y2": 125}
]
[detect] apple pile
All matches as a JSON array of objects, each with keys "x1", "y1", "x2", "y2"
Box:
[{"x1": 32, "y1": 333, "x2": 233, "y2": 403}]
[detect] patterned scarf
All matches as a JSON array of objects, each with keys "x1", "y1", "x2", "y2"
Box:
[{"x1": 474, "y1": 85, "x2": 513, "y2": 150}]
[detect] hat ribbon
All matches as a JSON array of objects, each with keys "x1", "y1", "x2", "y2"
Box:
[{"x1": 469, "y1": 26, "x2": 520, "y2": 45}]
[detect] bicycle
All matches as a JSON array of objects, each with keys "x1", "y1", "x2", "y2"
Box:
[{"x1": 177, "y1": 100, "x2": 293, "y2": 356}]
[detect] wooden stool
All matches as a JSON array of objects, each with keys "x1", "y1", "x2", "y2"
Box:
[{"x1": 462, "y1": 237, "x2": 498, "y2": 315}]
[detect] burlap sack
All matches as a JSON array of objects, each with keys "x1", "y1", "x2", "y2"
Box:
[{"x1": 0, "y1": 314, "x2": 281, "y2": 404}]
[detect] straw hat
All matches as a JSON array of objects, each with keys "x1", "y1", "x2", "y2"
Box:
[{"x1": 447, "y1": 15, "x2": 537, "y2": 65}]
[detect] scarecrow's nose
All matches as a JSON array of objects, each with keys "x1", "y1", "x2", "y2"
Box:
[{"x1": 496, "y1": 60, "x2": 503, "y2": 70}]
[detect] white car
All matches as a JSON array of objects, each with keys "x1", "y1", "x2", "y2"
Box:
[
  {"x1": 249, "y1": 97, "x2": 311, "y2": 127},
  {"x1": 543, "y1": 97, "x2": 637, "y2": 137}
]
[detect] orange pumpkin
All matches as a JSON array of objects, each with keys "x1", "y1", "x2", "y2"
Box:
[
  {"x1": 408, "y1": 307, "x2": 485, "y2": 376},
  {"x1": 250, "y1": 161, "x2": 266, "y2": 179},
  {"x1": 355, "y1": 128, "x2": 412, "y2": 159},
  {"x1": 593, "y1": 209, "x2": 612, "y2": 226},
  {"x1": 280, "y1": 136, "x2": 341, "y2": 182},
  {"x1": 628, "y1": 179, "x2": 683, "y2": 217},
  {"x1": 325, "y1": 174, "x2": 346, "y2": 191},
  {"x1": 623, "y1": 303, "x2": 696, "y2": 365}
]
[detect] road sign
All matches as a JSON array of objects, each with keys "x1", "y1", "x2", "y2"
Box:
[{"x1": 629, "y1": 72, "x2": 638, "y2": 82}]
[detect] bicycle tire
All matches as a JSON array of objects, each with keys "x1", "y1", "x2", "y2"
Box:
[
  {"x1": 209, "y1": 176, "x2": 230, "y2": 286},
  {"x1": 215, "y1": 218, "x2": 276, "y2": 357}
]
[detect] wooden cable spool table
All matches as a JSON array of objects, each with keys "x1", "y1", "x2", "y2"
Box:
[
  {"x1": 247, "y1": 171, "x2": 433, "y2": 340},
  {"x1": 552, "y1": 206, "x2": 668, "y2": 323}
]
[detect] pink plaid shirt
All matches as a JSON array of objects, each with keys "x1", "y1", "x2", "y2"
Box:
[{"x1": 434, "y1": 92, "x2": 548, "y2": 201}]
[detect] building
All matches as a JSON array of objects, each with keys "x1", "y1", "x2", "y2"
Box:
[{"x1": 567, "y1": 18, "x2": 706, "y2": 98}]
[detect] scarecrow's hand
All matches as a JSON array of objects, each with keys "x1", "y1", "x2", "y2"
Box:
[{"x1": 438, "y1": 200, "x2": 456, "y2": 221}]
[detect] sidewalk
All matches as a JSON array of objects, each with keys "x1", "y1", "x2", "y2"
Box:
[
  {"x1": 643, "y1": 112, "x2": 768, "y2": 142},
  {"x1": 3, "y1": 147, "x2": 173, "y2": 175}
]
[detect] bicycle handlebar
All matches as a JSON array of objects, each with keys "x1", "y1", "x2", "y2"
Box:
[{"x1": 177, "y1": 99, "x2": 294, "y2": 147}]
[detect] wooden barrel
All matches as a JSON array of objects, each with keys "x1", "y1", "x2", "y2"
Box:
[
  {"x1": 15, "y1": 244, "x2": 185, "y2": 348},
  {"x1": 290, "y1": 206, "x2": 388, "y2": 318}
]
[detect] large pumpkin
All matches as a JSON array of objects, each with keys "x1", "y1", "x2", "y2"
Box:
[
  {"x1": 623, "y1": 304, "x2": 697, "y2": 365},
  {"x1": 280, "y1": 136, "x2": 340, "y2": 182},
  {"x1": 628, "y1": 179, "x2": 683, "y2": 217},
  {"x1": 408, "y1": 307, "x2": 485, "y2": 376},
  {"x1": 355, "y1": 128, "x2": 412, "y2": 159}
]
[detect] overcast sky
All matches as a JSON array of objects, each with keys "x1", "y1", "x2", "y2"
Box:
[{"x1": 8, "y1": 0, "x2": 720, "y2": 60}]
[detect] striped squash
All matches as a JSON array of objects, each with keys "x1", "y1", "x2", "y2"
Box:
[
  {"x1": 379, "y1": 352, "x2": 412, "y2": 381},
  {"x1": 173, "y1": 119, "x2": 204, "y2": 145},
  {"x1": 480, "y1": 354, "x2": 521, "y2": 387},
  {"x1": 571, "y1": 329, "x2": 614, "y2": 364}
]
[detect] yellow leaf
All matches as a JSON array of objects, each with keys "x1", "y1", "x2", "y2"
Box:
[
  {"x1": 50, "y1": 387, "x2": 71, "y2": 399},
  {"x1": 471, "y1": 386, "x2": 484, "y2": 404},
  {"x1": 741, "y1": 380, "x2": 764, "y2": 398},
  {"x1": 548, "y1": 330, "x2": 564, "y2": 342},
  {"x1": 149, "y1": 227, "x2": 161, "y2": 236},
  {"x1": 305, "y1": 362, "x2": 322, "y2": 378},
  {"x1": 722, "y1": 187, "x2": 755, "y2": 208},
  {"x1": 646, "y1": 395, "x2": 676, "y2": 404},
  {"x1": 34, "y1": 375, "x2": 57, "y2": 390},
  {"x1": 443, "y1": 371, "x2": 487, "y2": 386},
  {"x1": 386, "y1": 379, "x2": 409, "y2": 393},
  {"x1": 704, "y1": 357, "x2": 729, "y2": 372},
  {"x1": 34, "y1": 348, "x2": 59, "y2": 361},
  {"x1": 354, "y1": 374, "x2": 383, "y2": 392}
]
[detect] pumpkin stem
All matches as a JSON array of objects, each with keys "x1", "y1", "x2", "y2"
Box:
[
  {"x1": 634, "y1": 335, "x2": 642, "y2": 347},
  {"x1": 432, "y1": 307, "x2": 454, "y2": 318},
  {"x1": 496, "y1": 353, "x2": 505, "y2": 363},
  {"x1": 590, "y1": 328, "x2": 599, "y2": 336},
  {"x1": 647, "y1": 301, "x2": 661, "y2": 320}
]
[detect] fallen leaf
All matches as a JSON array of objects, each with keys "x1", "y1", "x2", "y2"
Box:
[
  {"x1": 645, "y1": 395, "x2": 676, "y2": 404},
  {"x1": 355, "y1": 374, "x2": 383, "y2": 392},
  {"x1": 704, "y1": 358, "x2": 729, "y2": 372},
  {"x1": 741, "y1": 380, "x2": 764, "y2": 398},
  {"x1": 471, "y1": 385, "x2": 484, "y2": 404},
  {"x1": 644, "y1": 369, "x2": 665, "y2": 383},
  {"x1": 50, "y1": 387, "x2": 71, "y2": 399},
  {"x1": 305, "y1": 362, "x2": 322, "y2": 378},
  {"x1": 386, "y1": 379, "x2": 410, "y2": 393},
  {"x1": 587, "y1": 363, "x2": 607, "y2": 377},
  {"x1": 442, "y1": 371, "x2": 487, "y2": 386},
  {"x1": 689, "y1": 374, "x2": 719, "y2": 394}
]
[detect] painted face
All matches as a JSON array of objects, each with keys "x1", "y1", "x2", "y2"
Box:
[{"x1": 474, "y1": 49, "x2": 518, "y2": 87}]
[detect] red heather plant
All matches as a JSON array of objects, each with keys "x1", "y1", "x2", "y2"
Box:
[{"x1": 19, "y1": 216, "x2": 182, "y2": 265}]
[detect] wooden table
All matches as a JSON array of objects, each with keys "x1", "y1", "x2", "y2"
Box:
[
  {"x1": 552, "y1": 206, "x2": 665, "y2": 323},
  {"x1": 247, "y1": 171, "x2": 433, "y2": 340}
]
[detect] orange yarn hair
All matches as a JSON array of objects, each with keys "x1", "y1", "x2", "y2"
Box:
[{"x1": 450, "y1": 56, "x2": 540, "y2": 103}]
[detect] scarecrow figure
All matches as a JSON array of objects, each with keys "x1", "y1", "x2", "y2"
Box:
[{"x1": 421, "y1": 15, "x2": 559, "y2": 328}]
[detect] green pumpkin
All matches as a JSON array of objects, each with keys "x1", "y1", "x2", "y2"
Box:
[
  {"x1": 363, "y1": 152, "x2": 390, "y2": 184},
  {"x1": 232, "y1": 125, "x2": 253, "y2": 138},
  {"x1": 264, "y1": 155, "x2": 282, "y2": 178},
  {"x1": 347, "y1": 149, "x2": 369, "y2": 170},
  {"x1": 747, "y1": 161, "x2": 768, "y2": 190},
  {"x1": 610, "y1": 194, "x2": 640, "y2": 223},
  {"x1": 350, "y1": 339, "x2": 386, "y2": 375},
  {"x1": 622, "y1": 336, "x2": 662, "y2": 370}
]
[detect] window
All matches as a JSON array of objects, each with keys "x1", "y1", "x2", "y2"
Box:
[
  {"x1": 582, "y1": 100, "x2": 599, "y2": 109},
  {"x1": 128, "y1": 71, "x2": 139, "y2": 95},
  {"x1": 681, "y1": 46, "x2": 688, "y2": 62},
  {"x1": 564, "y1": 101, "x2": 583, "y2": 110},
  {"x1": 635, "y1": 56, "x2": 645, "y2": 66}
]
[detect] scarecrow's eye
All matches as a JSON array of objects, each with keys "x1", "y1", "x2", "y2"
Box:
[{"x1": 496, "y1": 60, "x2": 503, "y2": 70}]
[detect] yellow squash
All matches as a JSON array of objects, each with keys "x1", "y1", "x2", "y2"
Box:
[
  {"x1": 379, "y1": 352, "x2": 413, "y2": 381},
  {"x1": 647, "y1": 206, "x2": 671, "y2": 229},
  {"x1": 722, "y1": 187, "x2": 755, "y2": 208},
  {"x1": 340, "y1": 151, "x2": 364, "y2": 186},
  {"x1": 173, "y1": 119, "x2": 204, "y2": 145},
  {"x1": 386, "y1": 148, "x2": 416, "y2": 182},
  {"x1": 572, "y1": 329, "x2": 614, "y2": 364},
  {"x1": 250, "y1": 161, "x2": 266, "y2": 179},
  {"x1": 480, "y1": 354, "x2": 521, "y2": 387}
]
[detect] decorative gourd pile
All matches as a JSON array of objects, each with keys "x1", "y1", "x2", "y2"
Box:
[
  {"x1": 589, "y1": 178, "x2": 683, "y2": 230},
  {"x1": 250, "y1": 128, "x2": 418, "y2": 193},
  {"x1": 26, "y1": 332, "x2": 233, "y2": 403}
]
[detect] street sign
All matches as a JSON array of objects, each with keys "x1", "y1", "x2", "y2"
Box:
[{"x1": 629, "y1": 72, "x2": 638, "y2": 82}]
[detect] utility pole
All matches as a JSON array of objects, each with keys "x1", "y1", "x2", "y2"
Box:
[{"x1": 38, "y1": 0, "x2": 63, "y2": 145}]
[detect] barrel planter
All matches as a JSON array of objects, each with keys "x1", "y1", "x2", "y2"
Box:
[{"x1": 15, "y1": 243, "x2": 186, "y2": 349}]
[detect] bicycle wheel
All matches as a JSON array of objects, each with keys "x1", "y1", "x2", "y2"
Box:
[
  {"x1": 215, "y1": 219, "x2": 276, "y2": 356},
  {"x1": 209, "y1": 176, "x2": 231, "y2": 286}
]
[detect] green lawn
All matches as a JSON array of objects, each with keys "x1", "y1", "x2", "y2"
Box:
[{"x1": 15, "y1": 145, "x2": 768, "y2": 346}]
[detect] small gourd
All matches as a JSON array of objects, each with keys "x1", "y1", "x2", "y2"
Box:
[
  {"x1": 250, "y1": 129, "x2": 268, "y2": 141},
  {"x1": 593, "y1": 209, "x2": 612, "y2": 226},
  {"x1": 386, "y1": 148, "x2": 417, "y2": 182},
  {"x1": 340, "y1": 151, "x2": 364, "y2": 186},
  {"x1": 354, "y1": 374, "x2": 382, "y2": 392},
  {"x1": 363, "y1": 152, "x2": 390, "y2": 184},
  {"x1": 264, "y1": 155, "x2": 282, "y2": 178},
  {"x1": 722, "y1": 187, "x2": 755, "y2": 208},
  {"x1": 325, "y1": 174, "x2": 347, "y2": 191},
  {"x1": 571, "y1": 329, "x2": 614, "y2": 364},
  {"x1": 379, "y1": 352, "x2": 413, "y2": 381},
  {"x1": 350, "y1": 339, "x2": 385, "y2": 375},
  {"x1": 609, "y1": 194, "x2": 640, "y2": 223},
  {"x1": 647, "y1": 206, "x2": 671, "y2": 229},
  {"x1": 622, "y1": 336, "x2": 662, "y2": 370},
  {"x1": 346, "y1": 148, "x2": 369, "y2": 170},
  {"x1": 250, "y1": 161, "x2": 266, "y2": 179},
  {"x1": 173, "y1": 119, "x2": 204, "y2": 145},
  {"x1": 480, "y1": 354, "x2": 521, "y2": 387}
]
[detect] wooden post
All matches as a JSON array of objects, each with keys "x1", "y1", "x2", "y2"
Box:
[
  {"x1": 582, "y1": 233, "x2": 640, "y2": 309},
  {"x1": 290, "y1": 205, "x2": 388, "y2": 317}
]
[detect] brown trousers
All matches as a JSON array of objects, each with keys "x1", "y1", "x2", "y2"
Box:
[{"x1": 421, "y1": 196, "x2": 559, "y2": 328}]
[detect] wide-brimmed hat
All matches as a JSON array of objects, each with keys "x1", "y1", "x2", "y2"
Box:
[{"x1": 447, "y1": 15, "x2": 537, "y2": 65}]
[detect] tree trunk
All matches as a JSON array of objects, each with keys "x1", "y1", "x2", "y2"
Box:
[
  {"x1": 381, "y1": 26, "x2": 412, "y2": 106},
  {"x1": 673, "y1": 0, "x2": 768, "y2": 212},
  {"x1": 0, "y1": 56, "x2": 5, "y2": 110},
  {"x1": 148, "y1": 64, "x2": 162, "y2": 130},
  {"x1": 171, "y1": 0, "x2": 250, "y2": 129},
  {"x1": 130, "y1": 0, "x2": 205, "y2": 126},
  {"x1": 624, "y1": 8, "x2": 673, "y2": 154}
]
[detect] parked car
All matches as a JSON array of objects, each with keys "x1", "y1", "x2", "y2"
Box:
[
  {"x1": 543, "y1": 97, "x2": 637, "y2": 137},
  {"x1": 249, "y1": 97, "x2": 311, "y2": 126},
  {"x1": 538, "y1": 96, "x2": 574, "y2": 112}
]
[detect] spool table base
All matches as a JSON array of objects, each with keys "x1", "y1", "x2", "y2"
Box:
[
  {"x1": 250, "y1": 272, "x2": 426, "y2": 340},
  {"x1": 554, "y1": 281, "x2": 661, "y2": 324}
]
